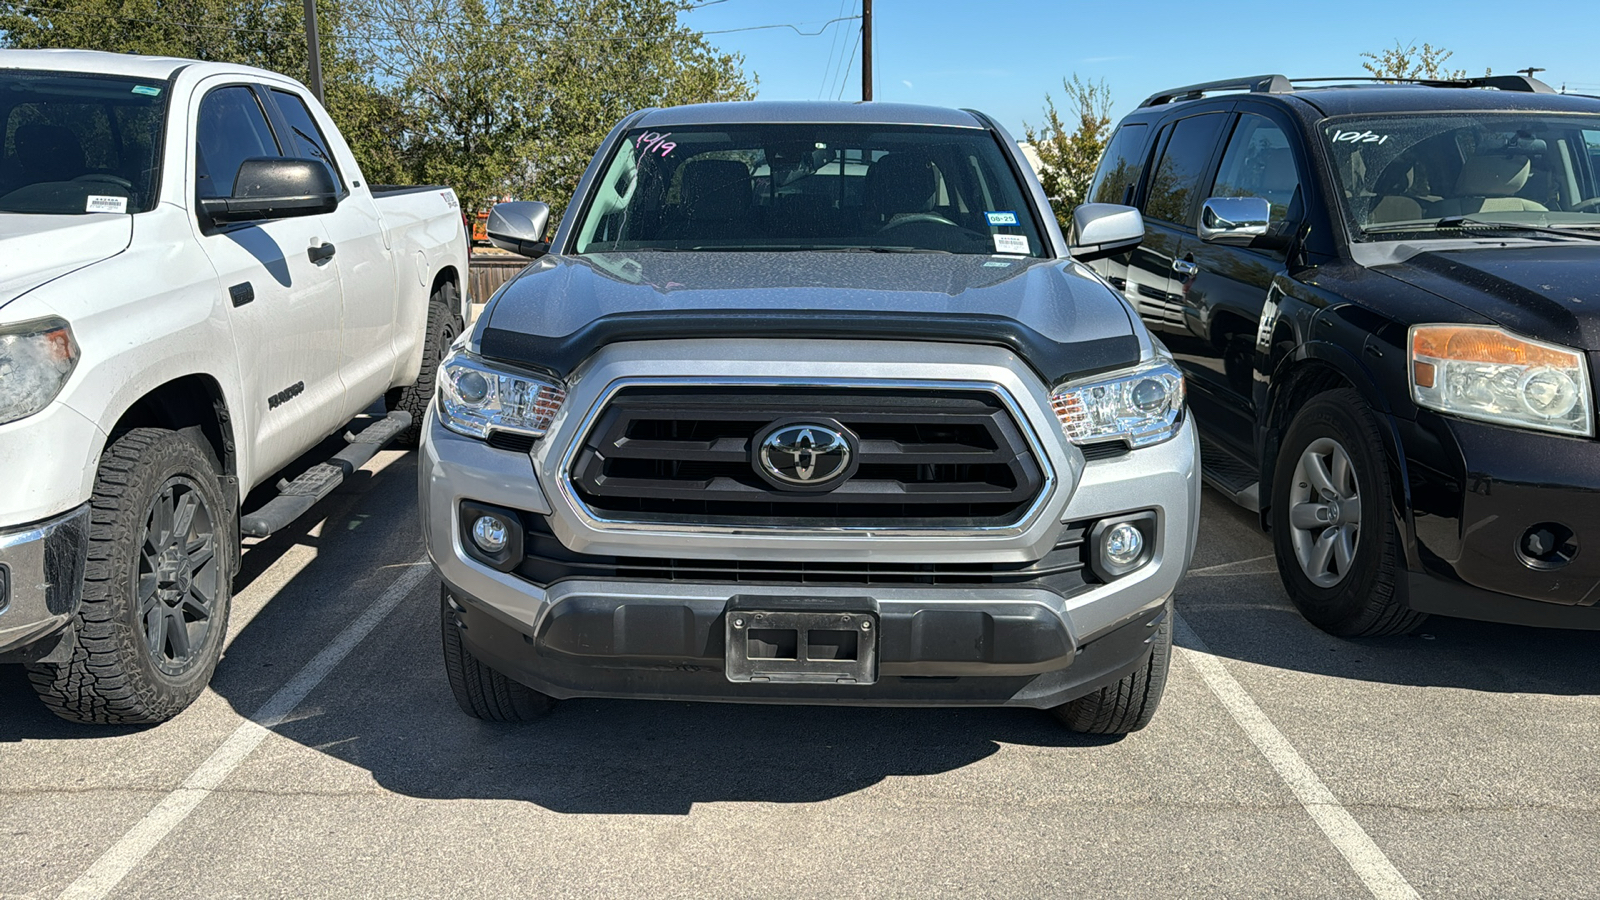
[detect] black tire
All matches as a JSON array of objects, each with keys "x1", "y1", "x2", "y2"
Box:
[
  {"x1": 1270, "y1": 388, "x2": 1424, "y2": 637},
  {"x1": 388, "y1": 281, "x2": 464, "y2": 447},
  {"x1": 440, "y1": 586, "x2": 554, "y2": 722},
  {"x1": 1052, "y1": 601, "x2": 1172, "y2": 734},
  {"x1": 26, "y1": 428, "x2": 232, "y2": 724}
]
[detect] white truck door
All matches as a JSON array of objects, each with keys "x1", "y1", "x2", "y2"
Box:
[
  {"x1": 189, "y1": 82, "x2": 347, "y2": 482},
  {"x1": 264, "y1": 86, "x2": 400, "y2": 419}
]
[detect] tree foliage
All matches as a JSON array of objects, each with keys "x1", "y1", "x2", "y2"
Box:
[
  {"x1": 1023, "y1": 74, "x2": 1112, "y2": 228},
  {"x1": 0, "y1": 0, "x2": 755, "y2": 213},
  {"x1": 1360, "y1": 41, "x2": 1473, "y2": 81}
]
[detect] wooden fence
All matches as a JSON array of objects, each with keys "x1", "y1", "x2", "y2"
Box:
[{"x1": 467, "y1": 253, "x2": 529, "y2": 304}]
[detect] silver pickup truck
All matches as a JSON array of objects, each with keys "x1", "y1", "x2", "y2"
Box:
[{"x1": 419, "y1": 102, "x2": 1199, "y2": 734}]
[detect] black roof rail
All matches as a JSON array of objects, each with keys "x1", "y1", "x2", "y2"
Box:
[
  {"x1": 1139, "y1": 75, "x2": 1291, "y2": 108},
  {"x1": 1140, "y1": 73, "x2": 1557, "y2": 108}
]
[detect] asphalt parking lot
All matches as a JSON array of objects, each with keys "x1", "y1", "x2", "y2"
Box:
[{"x1": 4, "y1": 442, "x2": 1598, "y2": 900}]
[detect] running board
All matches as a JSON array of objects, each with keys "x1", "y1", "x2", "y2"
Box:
[
  {"x1": 1198, "y1": 433, "x2": 1261, "y2": 513},
  {"x1": 239, "y1": 410, "x2": 412, "y2": 538}
]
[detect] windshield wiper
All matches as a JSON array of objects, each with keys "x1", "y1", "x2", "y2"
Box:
[{"x1": 1362, "y1": 217, "x2": 1600, "y2": 241}]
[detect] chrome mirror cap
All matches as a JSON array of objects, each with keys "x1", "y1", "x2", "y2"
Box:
[{"x1": 1198, "y1": 196, "x2": 1271, "y2": 244}]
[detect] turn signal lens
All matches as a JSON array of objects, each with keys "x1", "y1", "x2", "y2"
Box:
[{"x1": 1409, "y1": 325, "x2": 1593, "y2": 437}]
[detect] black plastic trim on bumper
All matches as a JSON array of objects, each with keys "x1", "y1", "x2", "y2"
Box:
[
  {"x1": 1406, "y1": 571, "x2": 1600, "y2": 630},
  {"x1": 444, "y1": 578, "x2": 1168, "y2": 708}
]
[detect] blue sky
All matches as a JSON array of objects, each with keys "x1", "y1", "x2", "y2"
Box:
[{"x1": 682, "y1": 0, "x2": 1600, "y2": 138}]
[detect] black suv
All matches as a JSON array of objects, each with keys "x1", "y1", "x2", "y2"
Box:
[{"x1": 1083, "y1": 74, "x2": 1600, "y2": 635}]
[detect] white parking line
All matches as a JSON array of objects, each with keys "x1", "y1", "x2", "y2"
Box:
[
  {"x1": 56, "y1": 559, "x2": 433, "y2": 900},
  {"x1": 1185, "y1": 554, "x2": 1275, "y2": 576},
  {"x1": 1173, "y1": 612, "x2": 1420, "y2": 900}
]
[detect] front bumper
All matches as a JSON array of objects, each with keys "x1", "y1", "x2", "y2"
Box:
[
  {"x1": 0, "y1": 504, "x2": 89, "y2": 655},
  {"x1": 1401, "y1": 410, "x2": 1600, "y2": 626},
  {"x1": 420, "y1": 339, "x2": 1201, "y2": 705}
]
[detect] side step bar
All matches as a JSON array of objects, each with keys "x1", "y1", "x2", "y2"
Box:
[
  {"x1": 1197, "y1": 433, "x2": 1261, "y2": 513},
  {"x1": 239, "y1": 410, "x2": 412, "y2": 538}
]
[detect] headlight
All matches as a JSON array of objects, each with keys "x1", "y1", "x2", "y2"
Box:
[
  {"x1": 1050, "y1": 359, "x2": 1185, "y2": 448},
  {"x1": 437, "y1": 349, "x2": 566, "y2": 441},
  {"x1": 0, "y1": 317, "x2": 79, "y2": 426},
  {"x1": 1410, "y1": 325, "x2": 1593, "y2": 437}
]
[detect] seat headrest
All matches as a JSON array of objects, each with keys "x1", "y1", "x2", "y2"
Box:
[
  {"x1": 1258, "y1": 149, "x2": 1298, "y2": 192},
  {"x1": 866, "y1": 153, "x2": 937, "y2": 215},
  {"x1": 1455, "y1": 155, "x2": 1532, "y2": 198},
  {"x1": 13, "y1": 123, "x2": 86, "y2": 182},
  {"x1": 678, "y1": 159, "x2": 751, "y2": 218}
]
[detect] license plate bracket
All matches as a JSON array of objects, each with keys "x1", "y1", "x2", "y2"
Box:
[{"x1": 725, "y1": 608, "x2": 878, "y2": 685}]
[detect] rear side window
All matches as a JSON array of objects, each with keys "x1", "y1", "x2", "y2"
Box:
[
  {"x1": 1212, "y1": 114, "x2": 1300, "y2": 224},
  {"x1": 270, "y1": 89, "x2": 341, "y2": 188},
  {"x1": 1143, "y1": 113, "x2": 1227, "y2": 226},
  {"x1": 195, "y1": 86, "x2": 279, "y2": 199},
  {"x1": 1089, "y1": 123, "x2": 1149, "y2": 205}
]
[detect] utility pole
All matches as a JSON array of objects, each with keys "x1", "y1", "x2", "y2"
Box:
[
  {"x1": 303, "y1": 0, "x2": 325, "y2": 105},
  {"x1": 861, "y1": 0, "x2": 872, "y2": 101}
]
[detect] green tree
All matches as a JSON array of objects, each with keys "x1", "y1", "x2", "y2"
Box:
[
  {"x1": 1023, "y1": 74, "x2": 1112, "y2": 228},
  {"x1": 1360, "y1": 41, "x2": 1480, "y2": 81}
]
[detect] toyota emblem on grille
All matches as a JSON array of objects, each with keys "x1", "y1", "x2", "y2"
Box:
[{"x1": 754, "y1": 419, "x2": 858, "y2": 491}]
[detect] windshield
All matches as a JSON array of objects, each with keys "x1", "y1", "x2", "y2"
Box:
[
  {"x1": 0, "y1": 70, "x2": 168, "y2": 215},
  {"x1": 1323, "y1": 113, "x2": 1600, "y2": 239},
  {"x1": 571, "y1": 123, "x2": 1046, "y2": 256}
]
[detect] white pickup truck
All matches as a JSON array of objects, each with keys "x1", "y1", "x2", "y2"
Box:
[{"x1": 0, "y1": 50, "x2": 469, "y2": 724}]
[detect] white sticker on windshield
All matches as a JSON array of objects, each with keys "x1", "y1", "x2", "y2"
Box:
[
  {"x1": 992, "y1": 234, "x2": 1029, "y2": 255},
  {"x1": 985, "y1": 210, "x2": 1019, "y2": 226},
  {"x1": 1332, "y1": 129, "x2": 1390, "y2": 145},
  {"x1": 86, "y1": 195, "x2": 127, "y2": 214}
]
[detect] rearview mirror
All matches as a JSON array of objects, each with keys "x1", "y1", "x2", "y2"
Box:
[
  {"x1": 1068, "y1": 203, "x2": 1144, "y2": 262},
  {"x1": 487, "y1": 201, "x2": 551, "y2": 257},
  {"x1": 1198, "y1": 197, "x2": 1270, "y2": 244},
  {"x1": 200, "y1": 157, "x2": 338, "y2": 224}
]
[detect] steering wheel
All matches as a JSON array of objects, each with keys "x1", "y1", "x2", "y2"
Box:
[
  {"x1": 72, "y1": 173, "x2": 135, "y2": 190},
  {"x1": 1568, "y1": 197, "x2": 1600, "y2": 213},
  {"x1": 879, "y1": 211, "x2": 959, "y2": 230}
]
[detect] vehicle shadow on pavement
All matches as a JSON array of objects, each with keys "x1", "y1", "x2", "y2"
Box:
[{"x1": 1179, "y1": 488, "x2": 1600, "y2": 697}]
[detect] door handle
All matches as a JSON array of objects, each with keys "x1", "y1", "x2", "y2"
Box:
[
  {"x1": 1172, "y1": 259, "x2": 1199, "y2": 276},
  {"x1": 308, "y1": 242, "x2": 337, "y2": 264}
]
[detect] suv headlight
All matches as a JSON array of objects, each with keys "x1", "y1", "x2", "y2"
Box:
[
  {"x1": 1051, "y1": 359, "x2": 1185, "y2": 448},
  {"x1": 0, "y1": 317, "x2": 79, "y2": 426},
  {"x1": 437, "y1": 349, "x2": 566, "y2": 441},
  {"x1": 1410, "y1": 325, "x2": 1593, "y2": 437}
]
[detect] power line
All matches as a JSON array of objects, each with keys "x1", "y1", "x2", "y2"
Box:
[
  {"x1": 815, "y1": 0, "x2": 849, "y2": 100},
  {"x1": 833, "y1": 15, "x2": 860, "y2": 101}
]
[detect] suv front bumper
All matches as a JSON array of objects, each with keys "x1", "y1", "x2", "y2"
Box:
[{"x1": 0, "y1": 504, "x2": 89, "y2": 656}]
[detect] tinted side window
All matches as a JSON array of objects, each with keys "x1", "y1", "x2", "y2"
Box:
[
  {"x1": 1090, "y1": 123, "x2": 1149, "y2": 205},
  {"x1": 1143, "y1": 113, "x2": 1226, "y2": 226},
  {"x1": 195, "y1": 86, "x2": 279, "y2": 199},
  {"x1": 270, "y1": 89, "x2": 341, "y2": 187},
  {"x1": 1213, "y1": 113, "x2": 1300, "y2": 224}
]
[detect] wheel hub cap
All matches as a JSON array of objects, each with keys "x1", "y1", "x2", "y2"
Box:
[{"x1": 137, "y1": 478, "x2": 218, "y2": 675}]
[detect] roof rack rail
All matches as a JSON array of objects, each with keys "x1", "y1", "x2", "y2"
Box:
[
  {"x1": 1139, "y1": 75, "x2": 1291, "y2": 108},
  {"x1": 1139, "y1": 73, "x2": 1556, "y2": 108}
]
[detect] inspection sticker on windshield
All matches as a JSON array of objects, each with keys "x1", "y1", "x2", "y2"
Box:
[
  {"x1": 131, "y1": 85, "x2": 162, "y2": 96},
  {"x1": 985, "y1": 210, "x2": 1019, "y2": 226},
  {"x1": 992, "y1": 234, "x2": 1029, "y2": 255},
  {"x1": 86, "y1": 195, "x2": 127, "y2": 214}
]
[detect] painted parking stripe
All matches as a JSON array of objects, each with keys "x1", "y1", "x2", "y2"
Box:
[
  {"x1": 1174, "y1": 612, "x2": 1420, "y2": 900},
  {"x1": 56, "y1": 559, "x2": 433, "y2": 900}
]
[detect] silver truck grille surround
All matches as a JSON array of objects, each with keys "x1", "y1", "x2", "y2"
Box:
[{"x1": 556, "y1": 376, "x2": 1059, "y2": 539}]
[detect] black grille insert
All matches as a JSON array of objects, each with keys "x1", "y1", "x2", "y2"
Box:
[{"x1": 569, "y1": 386, "x2": 1047, "y2": 527}]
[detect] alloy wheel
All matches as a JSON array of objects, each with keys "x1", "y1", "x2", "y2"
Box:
[
  {"x1": 1287, "y1": 437, "x2": 1362, "y2": 588},
  {"x1": 137, "y1": 476, "x2": 219, "y2": 675}
]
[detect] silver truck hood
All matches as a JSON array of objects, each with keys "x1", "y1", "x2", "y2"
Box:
[
  {"x1": 478, "y1": 251, "x2": 1143, "y2": 383},
  {"x1": 0, "y1": 213, "x2": 133, "y2": 312}
]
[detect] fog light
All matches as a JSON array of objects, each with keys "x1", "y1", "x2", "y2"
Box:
[
  {"x1": 471, "y1": 515, "x2": 508, "y2": 554},
  {"x1": 1105, "y1": 522, "x2": 1145, "y2": 566}
]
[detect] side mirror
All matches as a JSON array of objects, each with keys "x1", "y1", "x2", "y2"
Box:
[
  {"x1": 1198, "y1": 196, "x2": 1270, "y2": 244},
  {"x1": 200, "y1": 157, "x2": 338, "y2": 224},
  {"x1": 487, "y1": 201, "x2": 551, "y2": 257},
  {"x1": 1068, "y1": 203, "x2": 1144, "y2": 262}
]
